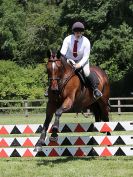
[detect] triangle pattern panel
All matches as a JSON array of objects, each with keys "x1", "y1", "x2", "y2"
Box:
[
  {"x1": 120, "y1": 121, "x2": 133, "y2": 131},
  {"x1": 114, "y1": 122, "x2": 126, "y2": 131},
  {"x1": 0, "y1": 139, "x2": 9, "y2": 147},
  {"x1": 0, "y1": 149, "x2": 9, "y2": 158},
  {"x1": 10, "y1": 149, "x2": 21, "y2": 157},
  {"x1": 35, "y1": 125, "x2": 43, "y2": 133},
  {"x1": 87, "y1": 137, "x2": 99, "y2": 145},
  {"x1": 10, "y1": 125, "x2": 21, "y2": 134},
  {"x1": 4, "y1": 125, "x2": 15, "y2": 134},
  {"x1": 100, "y1": 123, "x2": 112, "y2": 132},
  {"x1": 10, "y1": 138, "x2": 21, "y2": 147},
  {"x1": 60, "y1": 124, "x2": 72, "y2": 132},
  {"x1": 114, "y1": 147, "x2": 126, "y2": 156},
  {"x1": 100, "y1": 136, "x2": 113, "y2": 146},
  {"x1": 49, "y1": 148, "x2": 59, "y2": 157},
  {"x1": 100, "y1": 147, "x2": 112, "y2": 156},
  {"x1": 74, "y1": 147, "x2": 85, "y2": 156},
  {"x1": 61, "y1": 137, "x2": 72, "y2": 145},
  {"x1": 0, "y1": 126, "x2": 9, "y2": 134},
  {"x1": 23, "y1": 125, "x2": 34, "y2": 134},
  {"x1": 23, "y1": 149, "x2": 34, "y2": 157},
  {"x1": 113, "y1": 136, "x2": 126, "y2": 145},
  {"x1": 87, "y1": 123, "x2": 98, "y2": 132},
  {"x1": 74, "y1": 123, "x2": 86, "y2": 132}
]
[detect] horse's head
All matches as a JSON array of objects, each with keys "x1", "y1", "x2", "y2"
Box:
[{"x1": 47, "y1": 50, "x2": 63, "y2": 92}]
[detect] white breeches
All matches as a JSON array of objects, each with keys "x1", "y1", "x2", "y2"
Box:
[
  {"x1": 67, "y1": 59, "x2": 90, "y2": 77},
  {"x1": 82, "y1": 62, "x2": 90, "y2": 77}
]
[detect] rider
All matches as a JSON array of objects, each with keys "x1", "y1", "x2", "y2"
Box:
[{"x1": 60, "y1": 21, "x2": 102, "y2": 99}]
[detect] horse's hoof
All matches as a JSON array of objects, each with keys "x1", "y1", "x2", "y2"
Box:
[
  {"x1": 49, "y1": 136, "x2": 58, "y2": 142},
  {"x1": 34, "y1": 146, "x2": 42, "y2": 152}
]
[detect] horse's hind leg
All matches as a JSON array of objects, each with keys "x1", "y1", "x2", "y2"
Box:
[
  {"x1": 90, "y1": 102, "x2": 101, "y2": 122},
  {"x1": 37, "y1": 101, "x2": 56, "y2": 147}
]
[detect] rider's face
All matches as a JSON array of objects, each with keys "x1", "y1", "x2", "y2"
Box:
[{"x1": 74, "y1": 31, "x2": 83, "y2": 38}]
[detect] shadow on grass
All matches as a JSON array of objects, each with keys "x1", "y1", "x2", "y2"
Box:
[
  {"x1": 36, "y1": 156, "x2": 96, "y2": 166},
  {"x1": 36, "y1": 156, "x2": 133, "y2": 166}
]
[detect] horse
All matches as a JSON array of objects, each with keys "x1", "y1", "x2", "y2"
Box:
[{"x1": 37, "y1": 50, "x2": 110, "y2": 147}]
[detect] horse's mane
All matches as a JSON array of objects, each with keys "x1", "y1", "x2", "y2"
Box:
[{"x1": 60, "y1": 56, "x2": 73, "y2": 72}]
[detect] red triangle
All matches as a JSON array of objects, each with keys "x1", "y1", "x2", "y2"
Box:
[
  {"x1": 74, "y1": 124, "x2": 85, "y2": 132},
  {"x1": 0, "y1": 139, "x2": 9, "y2": 147},
  {"x1": 23, "y1": 126, "x2": 34, "y2": 134},
  {"x1": 49, "y1": 148, "x2": 59, "y2": 157},
  {"x1": 74, "y1": 137, "x2": 85, "y2": 145},
  {"x1": 100, "y1": 137, "x2": 112, "y2": 146},
  {"x1": 100, "y1": 123, "x2": 112, "y2": 132},
  {"x1": 0, "y1": 126, "x2": 9, "y2": 134},
  {"x1": 48, "y1": 141, "x2": 59, "y2": 146},
  {"x1": 101, "y1": 147, "x2": 112, "y2": 156},
  {"x1": 0, "y1": 149, "x2": 8, "y2": 158},
  {"x1": 23, "y1": 138, "x2": 34, "y2": 147},
  {"x1": 74, "y1": 148, "x2": 85, "y2": 156},
  {"x1": 23, "y1": 149, "x2": 33, "y2": 157}
]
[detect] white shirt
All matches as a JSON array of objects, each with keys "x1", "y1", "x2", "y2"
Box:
[{"x1": 60, "y1": 34, "x2": 91, "y2": 67}]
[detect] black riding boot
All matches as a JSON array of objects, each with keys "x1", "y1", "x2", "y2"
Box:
[{"x1": 86, "y1": 73, "x2": 103, "y2": 99}]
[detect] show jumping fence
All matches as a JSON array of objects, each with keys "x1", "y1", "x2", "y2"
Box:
[
  {"x1": 0, "y1": 97, "x2": 133, "y2": 116},
  {"x1": 0, "y1": 121, "x2": 133, "y2": 157}
]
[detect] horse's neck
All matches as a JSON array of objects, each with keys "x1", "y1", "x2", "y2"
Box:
[{"x1": 61, "y1": 57, "x2": 74, "y2": 77}]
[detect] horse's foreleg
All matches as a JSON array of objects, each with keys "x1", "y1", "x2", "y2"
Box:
[
  {"x1": 50, "y1": 97, "x2": 73, "y2": 142},
  {"x1": 37, "y1": 101, "x2": 56, "y2": 146}
]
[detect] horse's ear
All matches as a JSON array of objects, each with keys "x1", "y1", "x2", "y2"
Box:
[
  {"x1": 56, "y1": 50, "x2": 61, "y2": 59},
  {"x1": 47, "y1": 50, "x2": 52, "y2": 59}
]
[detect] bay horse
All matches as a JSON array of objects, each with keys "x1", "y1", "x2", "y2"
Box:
[{"x1": 37, "y1": 50, "x2": 110, "y2": 146}]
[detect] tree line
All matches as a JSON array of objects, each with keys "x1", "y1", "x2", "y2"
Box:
[{"x1": 0, "y1": 0, "x2": 133, "y2": 100}]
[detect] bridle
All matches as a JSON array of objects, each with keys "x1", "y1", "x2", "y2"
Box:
[{"x1": 48, "y1": 57, "x2": 63, "y2": 82}]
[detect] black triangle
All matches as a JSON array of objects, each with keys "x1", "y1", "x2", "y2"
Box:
[
  {"x1": 61, "y1": 137, "x2": 72, "y2": 145},
  {"x1": 10, "y1": 149, "x2": 21, "y2": 157},
  {"x1": 87, "y1": 137, "x2": 99, "y2": 145},
  {"x1": 114, "y1": 122, "x2": 126, "y2": 131},
  {"x1": 10, "y1": 138, "x2": 21, "y2": 147},
  {"x1": 61, "y1": 124, "x2": 72, "y2": 132},
  {"x1": 35, "y1": 125, "x2": 43, "y2": 133},
  {"x1": 10, "y1": 126, "x2": 21, "y2": 134},
  {"x1": 114, "y1": 136, "x2": 126, "y2": 145},
  {"x1": 62, "y1": 148, "x2": 73, "y2": 156},
  {"x1": 87, "y1": 148, "x2": 99, "y2": 156},
  {"x1": 87, "y1": 123, "x2": 98, "y2": 132},
  {"x1": 114, "y1": 147, "x2": 126, "y2": 156},
  {"x1": 35, "y1": 151, "x2": 46, "y2": 157}
]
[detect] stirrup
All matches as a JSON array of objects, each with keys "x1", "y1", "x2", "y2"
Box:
[
  {"x1": 93, "y1": 89, "x2": 103, "y2": 99},
  {"x1": 44, "y1": 91, "x2": 48, "y2": 97}
]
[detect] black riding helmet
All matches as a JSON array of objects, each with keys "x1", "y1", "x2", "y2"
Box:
[{"x1": 72, "y1": 22, "x2": 85, "y2": 32}]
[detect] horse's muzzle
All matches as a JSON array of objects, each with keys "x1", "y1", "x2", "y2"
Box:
[{"x1": 50, "y1": 80, "x2": 59, "y2": 91}]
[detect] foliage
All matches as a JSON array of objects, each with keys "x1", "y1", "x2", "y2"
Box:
[
  {"x1": 0, "y1": 60, "x2": 47, "y2": 99},
  {"x1": 0, "y1": 0, "x2": 133, "y2": 98},
  {"x1": 60, "y1": 0, "x2": 133, "y2": 81}
]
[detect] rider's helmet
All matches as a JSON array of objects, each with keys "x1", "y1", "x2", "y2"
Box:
[{"x1": 72, "y1": 22, "x2": 85, "y2": 32}]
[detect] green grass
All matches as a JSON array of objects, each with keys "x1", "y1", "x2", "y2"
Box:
[
  {"x1": 0, "y1": 157, "x2": 133, "y2": 177},
  {"x1": 0, "y1": 113, "x2": 133, "y2": 177}
]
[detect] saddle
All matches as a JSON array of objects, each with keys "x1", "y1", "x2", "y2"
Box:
[{"x1": 75, "y1": 67, "x2": 99, "y2": 88}]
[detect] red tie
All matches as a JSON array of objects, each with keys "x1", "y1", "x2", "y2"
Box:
[{"x1": 73, "y1": 40, "x2": 78, "y2": 57}]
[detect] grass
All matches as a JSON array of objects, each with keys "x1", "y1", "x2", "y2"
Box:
[{"x1": 0, "y1": 113, "x2": 133, "y2": 177}]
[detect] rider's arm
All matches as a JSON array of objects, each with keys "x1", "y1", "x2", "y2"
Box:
[
  {"x1": 60, "y1": 37, "x2": 69, "y2": 56},
  {"x1": 78, "y1": 39, "x2": 91, "y2": 67}
]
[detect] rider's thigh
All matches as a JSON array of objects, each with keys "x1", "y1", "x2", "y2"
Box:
[{"x1": 83, "y1": 63, "x2": 90, "y2": 77}]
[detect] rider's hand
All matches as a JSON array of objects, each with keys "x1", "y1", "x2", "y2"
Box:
[{"x1": 74, "y1": 63, "x2": 81, "y2": 69}]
